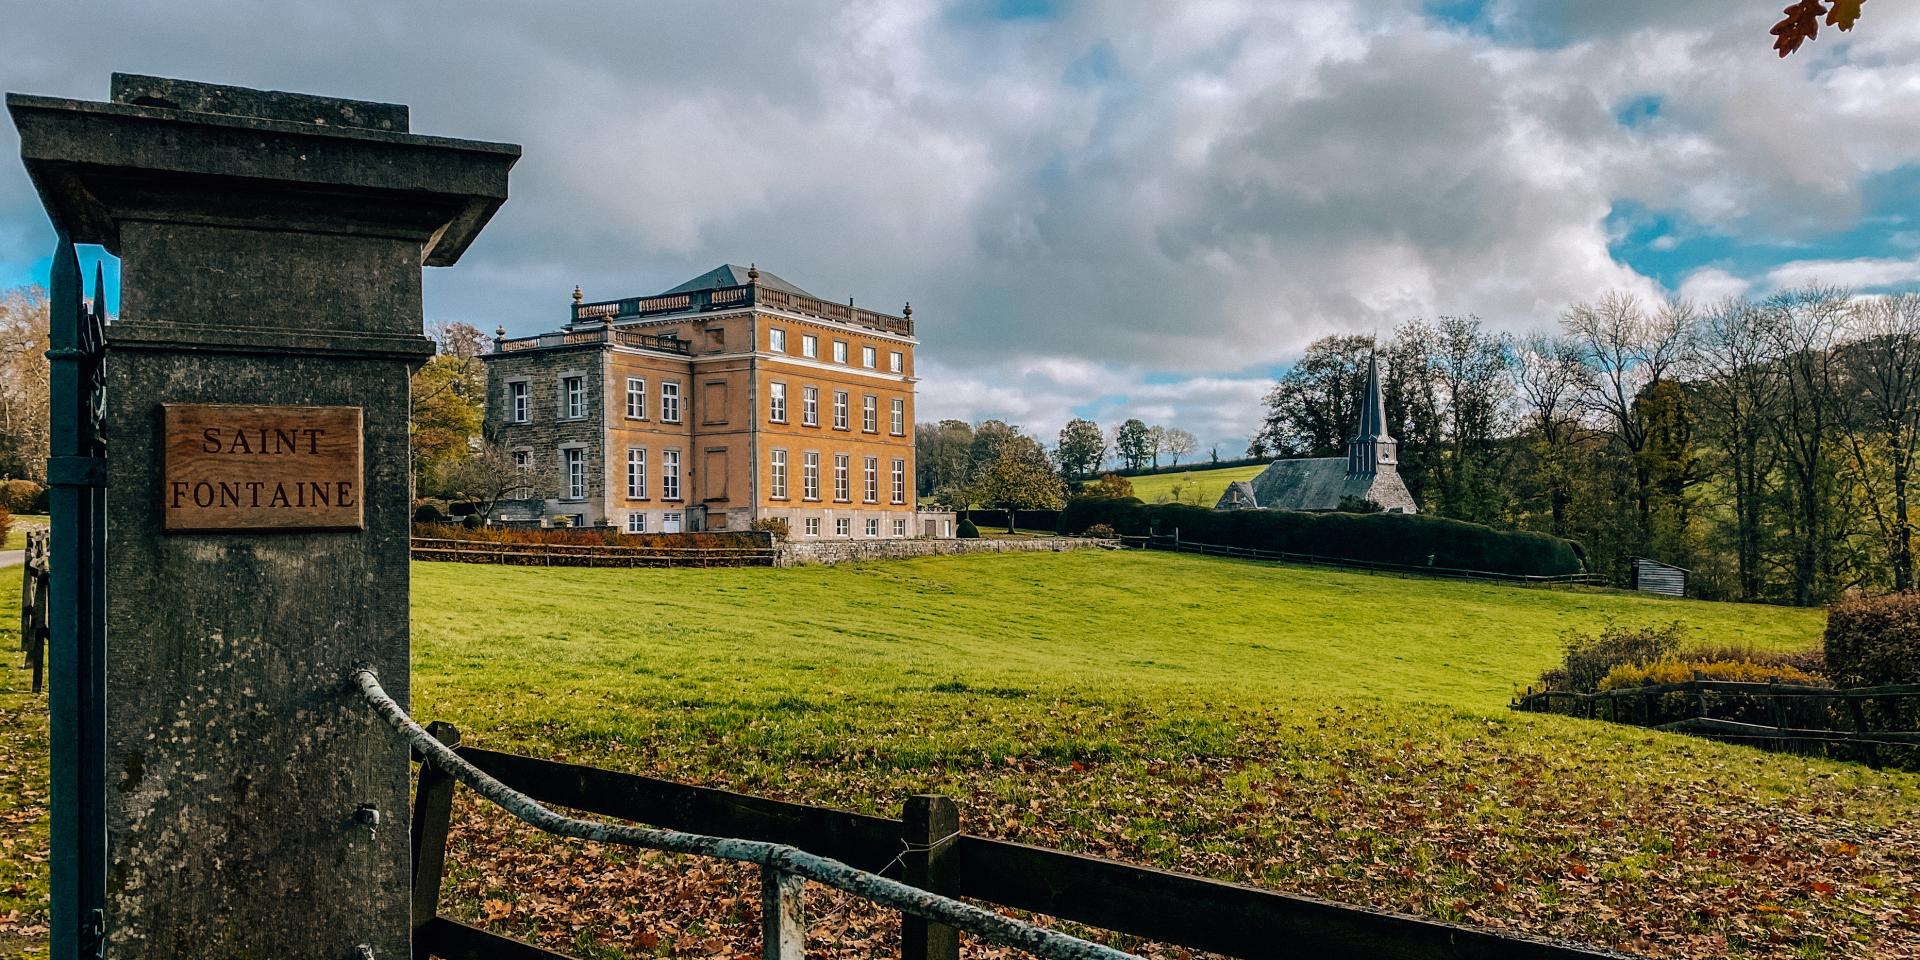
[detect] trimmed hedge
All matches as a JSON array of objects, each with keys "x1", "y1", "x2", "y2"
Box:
[
  {"x1": 1825, "y1": 591, "x2": 1920, "y2": 687},
  {"x1": 1057, "y1": 498, "x2": 1582, "y2": 577}
]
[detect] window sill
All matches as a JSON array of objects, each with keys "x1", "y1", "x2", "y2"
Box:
[{"x1": 626, "y1": 496, "x2": 651, "y2": 502}]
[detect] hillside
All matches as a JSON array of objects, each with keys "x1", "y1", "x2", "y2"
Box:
[{"x1": 1122, "y1": 463, "x2": 1267, "y2": 506}]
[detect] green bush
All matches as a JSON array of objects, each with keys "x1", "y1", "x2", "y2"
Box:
[
  {"x1": 413, "y1": 503, "x2": 446, "y2": 524},
  {"x1": 0, "y1": 479, "x2": 44, "y2": 514},
  {"x1": 1538, "y1": 619, "x2": 1688, "y2": 693},
  {"x1": 751, "y1": 517, "x2": 791, "y2": 540},
  {"x1": 1057, "y1": 499, "x2": 1582, "y2": 576},
  {"x1": 1825, "y1": 592, "x2": 1920, "y2": 687},
  {"x1": 1598, "y1": 657, "x2": 1828, "y2": 692},
  {"x1": 957, "y1": 518, "x2": 981, "y2": 539}
]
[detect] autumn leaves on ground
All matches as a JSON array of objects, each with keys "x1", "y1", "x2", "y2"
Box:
[{"x1": 3, "y1": 550, "x2": 1919, "y2": 958}]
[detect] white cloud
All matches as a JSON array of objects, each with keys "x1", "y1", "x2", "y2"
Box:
[
  {"x1": 1677, "y1": 266, "x2": 1751, "y2": 304},
  {"x1": 1766, "y1": 255, "x2": 1920, "y2": 292}
]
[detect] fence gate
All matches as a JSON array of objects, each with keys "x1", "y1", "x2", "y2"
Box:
[{"x1": 45, "y1": 234, "x2": 108, "y2": 960}]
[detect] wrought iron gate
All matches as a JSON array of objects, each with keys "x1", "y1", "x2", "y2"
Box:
[{"x1": 45, "y1": 234, "x2": 107, "y2": 960}]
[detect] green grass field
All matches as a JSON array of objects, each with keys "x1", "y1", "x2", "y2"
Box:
[
  {"x1": 3, "y1": 551, "x2": 1916, "y2": 958},
  {"x1": 2, "y1": 516, "x2": 47, "y2": 552},
  {"x1": 1123, "y1": 463, "x2": 1267, "y2": 505}
]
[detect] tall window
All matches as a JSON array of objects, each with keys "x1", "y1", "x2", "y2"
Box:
[
  {"x1": 832, "y1": 391, "x2": 849, "y2": 429},
  {"x1": 802, "y1": 334, "x2": 818, "y2": 358},
  {"x1": 833, "y1": 340, "x2": 848, "y2": 364},
  {"x1": 626, "y1": 378, "x2": 646, "y2": 419},
  {"x1": 803, "y1": 452, "x2": 820, "y2": 500},
  {"x1": 769, "y1": 382, "x2": 787, "y2": 423},
  {"x1": 561, "y1": 376, "x2": 585, "y2": 420},
  {"x1": 563, "y1": 448, "x2": 586, "y2": 500},
  {"x1": 662, "y1": 449, "x2": 681, "y2": 499},
  {"x1": 769, "y1": 327, "x2": 787, "y2": 352},
  {"x1": 626, "y1": 512, "x2": 646, "y2": 533},
  {"x1": 511, "y1": 449, "x2": 532, "y2": 497},
  {"x1": 863, "y1": 456, "x2": 878, "y2": 503},
  {"x1": 508, "y1": 381, "x2": 529, "y2": 423},
  {"x1": 861, "y1": 345, "x2": 877, "y2": 369},
  {"x1": 891, "y1": 459, "x2": 906, "y2": 504},
  {"x1": 660, "y1": 381, "x2": 681, "y2": 423},
  {"x1": 802, "y1": 386, "x2": 819, "y2": 426},
  {"x1": 892, "y1": 518, "x2": 907, "y2": 537},
  {"x1": 890, "y1": 351, "x2": 904, "y2": 373},
  {"x1": 769, "y1": 449, "x2": 788, "y2": 499},
  {"x1": 862, "y1": 395, "x2": 878, "y2": 432},
  {"x1": 890, "y1": 398, "x2": 905, "y2": 435},
  {"x1": 865, "y1": 518, "x2": 880, "y2": 537},
  {"x1": 626, "y1": 448, "x2": 647, "y2": 499},
  {"x1": 834, "y1": 454, "x2": 850, "y2": 502}
]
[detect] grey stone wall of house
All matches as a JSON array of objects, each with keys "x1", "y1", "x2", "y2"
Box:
[
  {"x1": 10, "y1": 74, "x2": 517, "y2": 958},
  {"x1": 777, "y1": 536, "x2": 1114, "y2": 566},
  {"x1": 484, "y1": 343, "x2": 608, "y2": 524}
]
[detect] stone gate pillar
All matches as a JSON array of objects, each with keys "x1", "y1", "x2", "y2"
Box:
[{"x1": 9, "y1": 75, "x2": 518, "y2": 958}]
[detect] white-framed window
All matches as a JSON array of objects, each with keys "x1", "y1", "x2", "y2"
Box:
[
  {"x1": 802, "y1": 334, "x2": 819, "y2": 358},
  {"x1": 563, "y1": 447, "x2": 586, "y2": 501},
  {"x1": 834, "y1": 454, "x2": 850, "y2": 502},
  {"x1": 512, "y1": 449, "x2": 531, "y2": 471},
  {"x1": 892, "y1": 518, "x2": 907, "y2": 537},
  {"x1": 890, "y1": 351, "x2": 904, "y2": 373},
  {"x1": 802, "y1": 386, "x2": 819, "y2": 426},
  {"x1": 865, "y1": 518, "x2": 880, "y2": 537},
  {"x1": 769, "y1": 327, "x2": 787, "y2": 353},
  {"x1": 561, "y1": 376, "x2": 586, "y2": 420},
  {"x1": 890, "y1": 398, "x2": 905, "y2": 435},
  {"x1": 770, "y1": 448, "x2": 788, "y2": 499},
  {"x1": 660, "y1": 381, "x2": 681, "y2": 423},
  {"x1": 626, "y1": 512, "x2": 647, "y2": 533},
  {"x1": 835, "y1": 517, "x2": 850, "y2": 537},
  {"x1": 833, "y1": 391, "x2": 849, "y2": 429},
  {"x1": 861, "y1": 345, "x2": 877, "y2": 368},
  {"x1": 663, "y1": 511, "x2": 683, "y2": 533},
  {"x1": 803, "y1": 452, "x2": 820, "y2": 500},
  {"x1": 891, "y1": 459, "x2": 906, "y2": 504},
  {"x1": 863, "y1": 456, "x2": 878, "y2": 503},
  {"x1": 769, "y1": 382, "x2": 787, "y2": 423},
  {"x1": 627, "y1": 447, "x2": 647, "y2": 499},
  {"x1": 662, "y1": 449, "x2": 681, "y2": 500},
  {"x1": 804, "y1": 517, "x2": 820, "y2": 537},
  {"x1": 507, "y1": 381, "x2": 530, "y2": 423},
  {"x1": 862, "y1": 395, "x2": 878, "y2": 432},
  {"x1": 833, "y1": 340, "x2": 848, "y2": 364},
  {"x1": 626, "y1": 378, "x2": 646, "y2": 419}
]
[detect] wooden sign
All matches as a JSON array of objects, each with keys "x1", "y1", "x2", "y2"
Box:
[{"x1": 162, "y1": 404, "x2": 365, "y2": 531}]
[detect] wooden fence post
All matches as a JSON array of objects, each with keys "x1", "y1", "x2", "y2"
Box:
[
  {"x1": 411, "y1": 721, "x2": 462, "y2": 934},
  {"x1": 901, "y1": 794, "x2": 960, "y2": 960},
  {"x1": 761, "y1": 865, "x2": 805, "y2": 960}
]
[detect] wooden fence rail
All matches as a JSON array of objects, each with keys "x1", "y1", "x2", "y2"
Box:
[
  {"x1": 413, "y1": 742, "x2": 1626, "y2": 960},
  {"x1": 1128, "y1": 535, "x2": 1610, "y2": 587},
  {"x1": 1511, "y1": 680, "x2": 1920, "y2": 763},
  {"x1": 16, "y1": 530, "x2": 49, "y2": 692},
  {"x1": 410, "y1": 537, "x2": 776, "y2": 568}
]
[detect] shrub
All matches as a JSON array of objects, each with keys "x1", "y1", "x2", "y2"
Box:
[
  {"x1": 1080, "y1": 474, "x2": 1134, "y2": 500},
  {"x1": 1084, "y1": 523, "x2": 1117, "y2": 539},
  {"x1": 1685, "y1": 643, "x2": 1827, "y2": 678},
  {"x1": 957, "y1": 518, "x2": 981, "y2": 539},
  {"x1": 751, "y1": 517, "x2": 791, "y2": 540},
  {"x1": 1599, "y1": 658, "x2": 1828, "y2": 692},
  {"x1": 413, "y1": 503, "x2": 446, "y2": 524},
  {"x1": 1825, "y1": 591, "x2": 1920, "y2": 687},
  {"x1": 1538, "y1": 619, "x2": 1689, "y2": 693},
  {"x1": 0, "y1": 506, "x2": 10, "y2": 547},
  {"x1": 0, "y1": 479, "x2": 44, "y2": 514},
  {"x1": 1057, "y1": 499, "x2": 1581, "y2": 576},
  {"x1": 461, "y1": 514, "x2": 483, "y2": 529}
]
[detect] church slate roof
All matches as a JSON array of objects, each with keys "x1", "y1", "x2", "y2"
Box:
[
  {"x1": 658, "y1": 264, "x2": 816, "y2": 299},
  {"x1": 1220, "y1": 457, "x2": 1415, "y2": 513}
]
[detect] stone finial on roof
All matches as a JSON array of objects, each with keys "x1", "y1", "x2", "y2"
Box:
[
  {"x1": 747, "y1": 263, "x2": 760, "y2": 283},
  {"x1": 572, "y1": 284, "x2": 583, "y2": 304},
  {"x1": 494, "y1": 324, "x2": 506, "y2": 338},
  {"x1": 903, "y1": 302, "x2": 913, "y2": 318}
]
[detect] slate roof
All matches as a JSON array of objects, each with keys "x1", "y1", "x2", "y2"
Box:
[
  {"x1": 1221, "y1": 457, "x2": 1419, "y2": 513},
  {"x1": 658, "y1": 264, "x2": 816, "y2": 299}
]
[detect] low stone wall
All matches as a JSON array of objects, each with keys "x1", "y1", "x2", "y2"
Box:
[{"x1": 776, "y1": 536, "x2": 1115, "y2": 567}]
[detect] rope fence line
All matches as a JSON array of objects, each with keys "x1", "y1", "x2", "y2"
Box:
[{"x1": 349, "y1": 667, "x2": 1142, "y2": 960}]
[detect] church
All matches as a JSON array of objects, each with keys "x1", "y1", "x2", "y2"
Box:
[{"x1": 1216, "y1": 355, "x2": 1419, "y2": 514}]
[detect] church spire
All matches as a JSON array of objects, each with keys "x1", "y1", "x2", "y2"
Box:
[{"x1": 1347, "y1": 353, "x2": 1397, "y2": 476}]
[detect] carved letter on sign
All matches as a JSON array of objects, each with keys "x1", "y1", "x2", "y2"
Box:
[{"x1": 162, "y1": 404, "x2": 365, "y2": 531}]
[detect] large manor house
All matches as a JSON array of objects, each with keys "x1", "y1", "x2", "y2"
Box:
[{"x1": 484, "y1": 264, "x2": 944, "y2": 538}]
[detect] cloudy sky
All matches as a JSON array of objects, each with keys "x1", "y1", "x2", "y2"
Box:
[{"x1": 5, "y1": 1, "x2": 1919, "y2": 456}]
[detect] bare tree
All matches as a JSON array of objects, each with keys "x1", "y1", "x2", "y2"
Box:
[
  {"x1": 440, "y1": 441, "x2": 528, "y2": 523},
  {"x1": 1691, "y1": 298, "x2": 1782, "y2": 599},
  {"x1": 1512, "y1": 332, "x2": 1591, "y2": 536},
  {"x1": 1838, "y1": 292, "x2": 1920, "y2": 591},
  {"x1": 0, "y1": 287, "x2": 51, "y2": 484},
  {"x1": 1163, "y1": 428, "x2": 1198, "y2": 466},
  {"x1": 1763, "y1": 286, "x2": 1851, "y2": 604},
  {"x1": 1563, "y1": 292, "x2": 1695, "y2": 540}
]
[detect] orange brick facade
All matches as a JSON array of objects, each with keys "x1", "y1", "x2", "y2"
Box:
[{"x1": 483, "y1": 267, "x2": 942, "y2": 538}]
